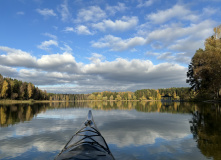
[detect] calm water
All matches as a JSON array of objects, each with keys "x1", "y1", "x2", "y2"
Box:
[{"x1": 0, "y1": 101, "x2": 220, "y2": 160}]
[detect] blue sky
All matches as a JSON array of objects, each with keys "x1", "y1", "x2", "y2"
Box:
[{"x1": 0, "y1": 0, "x2": 220, "y2": 93}]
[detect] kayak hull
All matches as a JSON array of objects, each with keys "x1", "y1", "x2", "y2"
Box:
[{"x1": 55, "y1": 110, "x2": 115, "y2": 160}]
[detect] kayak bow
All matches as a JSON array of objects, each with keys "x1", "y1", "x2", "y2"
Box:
[{"x1": 55, "y1": 110, "x2": 115, "y2": 160}]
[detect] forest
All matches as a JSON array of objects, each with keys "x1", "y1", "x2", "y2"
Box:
[
  {"x1": 0, "y1": 74, "x2": 48, "y2": 100},
  {"x1": 48, "y1": 88, "x2": 192, "y2": 101}
]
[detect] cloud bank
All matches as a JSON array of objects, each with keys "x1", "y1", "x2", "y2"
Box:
[{"x1": 0, "y1": 46, "x2": 188, "y2": 93}]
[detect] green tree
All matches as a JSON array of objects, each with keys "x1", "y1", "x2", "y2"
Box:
[{"x1": 187, "y1": 25, "x2": 221, "y2": 99}]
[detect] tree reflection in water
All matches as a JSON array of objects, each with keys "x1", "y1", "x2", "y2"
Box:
[
  {"x1": 190, "y1": 103, "x2": 221, "y2": 160},
  {"x1": 0, "y1": 103, "x2": 48, "y2": 127},
  {"x1": 1, "y1": 101, "x2": 198, "y2": 127}
]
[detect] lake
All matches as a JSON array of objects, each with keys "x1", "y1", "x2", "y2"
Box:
[{"x1": 0, "y1": 101, "x2": 220, "y2": 160}]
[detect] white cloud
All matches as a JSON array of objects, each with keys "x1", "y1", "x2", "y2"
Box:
[
  {"x1": 0, "y1": 46, "x2": 36, "y2": 67},
  {"x1": 36, "y1": 8, "x2": 56, "y2": 16},
  {"x1": 136, "y1": 22, "x2": 152, "y2": 37},
  {"x1": 91, "y1": 35, "x2": 146, "y2": 51},
  {"x1": 157, "y1": 52, "x2": 191, "y2": 64},
  {"x1": 83, "y1": 58, "x2": 152, "y2": 75},
  {"x1": 18, "y1": 69, "x2": 74, "y2": 85},
  {"x1": 202, "y1": 7, "x2": 219, "y2": 17},
  {"x1": 145, "y1": 51, "x2": 160, "y2": 56},
  {"x1": 157, "y1": 52, "x2": 175, "y2": 61},
  {"x1": 37, "y1": 40, "x2": 58, "y2": 50},
  {"x1": 39, "y1": 58, "x2": 188, "y2": 93},
  {"x1": 130, "y1": 48, "x2": 137, "y2": 52},
  {"x1": 60, "y1": 44, "x2": 73, "y2": 53},
  {"x1": 92, "y1": 16, "x2": 138, "y2": 32},
  {"x1": 43, "y1": 33, "x2": 57, "y2": 39},
  {"x1": 63, "y1": 26, "x2": 94, "y2": 35},
  {"x1": 146, "y1": 20, "x2": 216, "y2": 49},
  {"x1": 137, "y1": 0, "x2": 154, "y2": 8},
  {"x1": 75, "y1": 25, "x2": 94, "y2": 35},
  {"x1": 168, "y1": 37, "x2": 204, "y2": 53},
  {"x1": 0, "y1": 65, "x2": 17, "y2": 77},
  {"x1": 37, "y1": 52, "x2": 79, "y2": 74},
  {"x1": 91, "y1": 19, "x2": 215, "y2": 60},
  {"x1": 0, "y1": 46, "x2": 78, "y2": 73},
  {"x1": 106, "y1": 2, "x2": 127, "y2": 15},
  {"x1": 58, "y1": 0, "x2": 71, "y2": 22},
  {"x1": 63, "y1": 27, "x2": 74, "y2": 32},
  {"x1": 76, "y1": 6, "x2": 106, "y2": 23},
  {"x1": 37, "y1": 52, "x2": 76, "y2": 68},
  {"x1": 80, "y1": 58, "x2": 188, "y2": 92},
  {"x1": 87, "y1": 53, "x2": 105, "y2": 64},
  {"x1": 146, "y1": 4, "x2": 198, "y2": 24}
]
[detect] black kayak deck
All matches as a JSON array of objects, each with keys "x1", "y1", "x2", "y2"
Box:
[{"x1": 55, "y1": 110, "x2": 115, "y2": 160}]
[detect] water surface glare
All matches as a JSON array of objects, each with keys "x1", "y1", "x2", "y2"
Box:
[{"x1": 0, "y1": 101, "x2": 220, "y2": 160}]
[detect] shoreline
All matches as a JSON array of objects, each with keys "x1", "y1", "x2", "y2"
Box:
[
  {"x1": 0, "y1": 99, "x2": 35, "y2": 104},
  {"x1": 0, "y1": 99, "x2": 220, "y2": 105}
]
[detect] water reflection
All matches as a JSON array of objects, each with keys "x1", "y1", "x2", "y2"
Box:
[
  {"x1": 0, "y1": 102, "x2": 220, "y2": 160},
  {"x1": 189, "y1": 103, "x2": 221, "y2": 160},
  {"x1": 0, "y1": 101, "x2": 197, "y2": 127},
  {"x1": 0, "y1": 104, "x2": 47, "y2": 127}
]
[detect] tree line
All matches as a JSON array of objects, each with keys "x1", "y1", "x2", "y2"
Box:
[
  {"x1": 187, "y1": 25, "x2": 221, "y2": 100},
  {"x1": 0, "y1": 74, "x2": 48, "y2": 100},
  {"x1": 49, "y1": 88, "x2": 191, "y2": 101}
]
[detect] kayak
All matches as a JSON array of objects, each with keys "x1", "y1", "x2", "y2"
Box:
[{"x1": 55, "y1": 110, "x2": 115, "y2": 160}]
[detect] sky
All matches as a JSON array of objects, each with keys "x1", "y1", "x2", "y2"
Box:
[{"x1": 0, "y1": 0, "x2": 220, "y2": 93}]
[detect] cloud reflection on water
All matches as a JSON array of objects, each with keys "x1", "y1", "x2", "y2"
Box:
[{"x1": 0, "y1": 105, "x2": 207, "y2": 160}]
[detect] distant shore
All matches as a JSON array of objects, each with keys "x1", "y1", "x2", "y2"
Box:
[
  {"x1": 0, "y1": 99, "x2": 158, "y2": 104},
  {"x1": 0, "y1": 99, "x2": 141, "y2": 104},
  {"x1": 0, "y1": 99, "x2": 220, "y2": 105}
]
